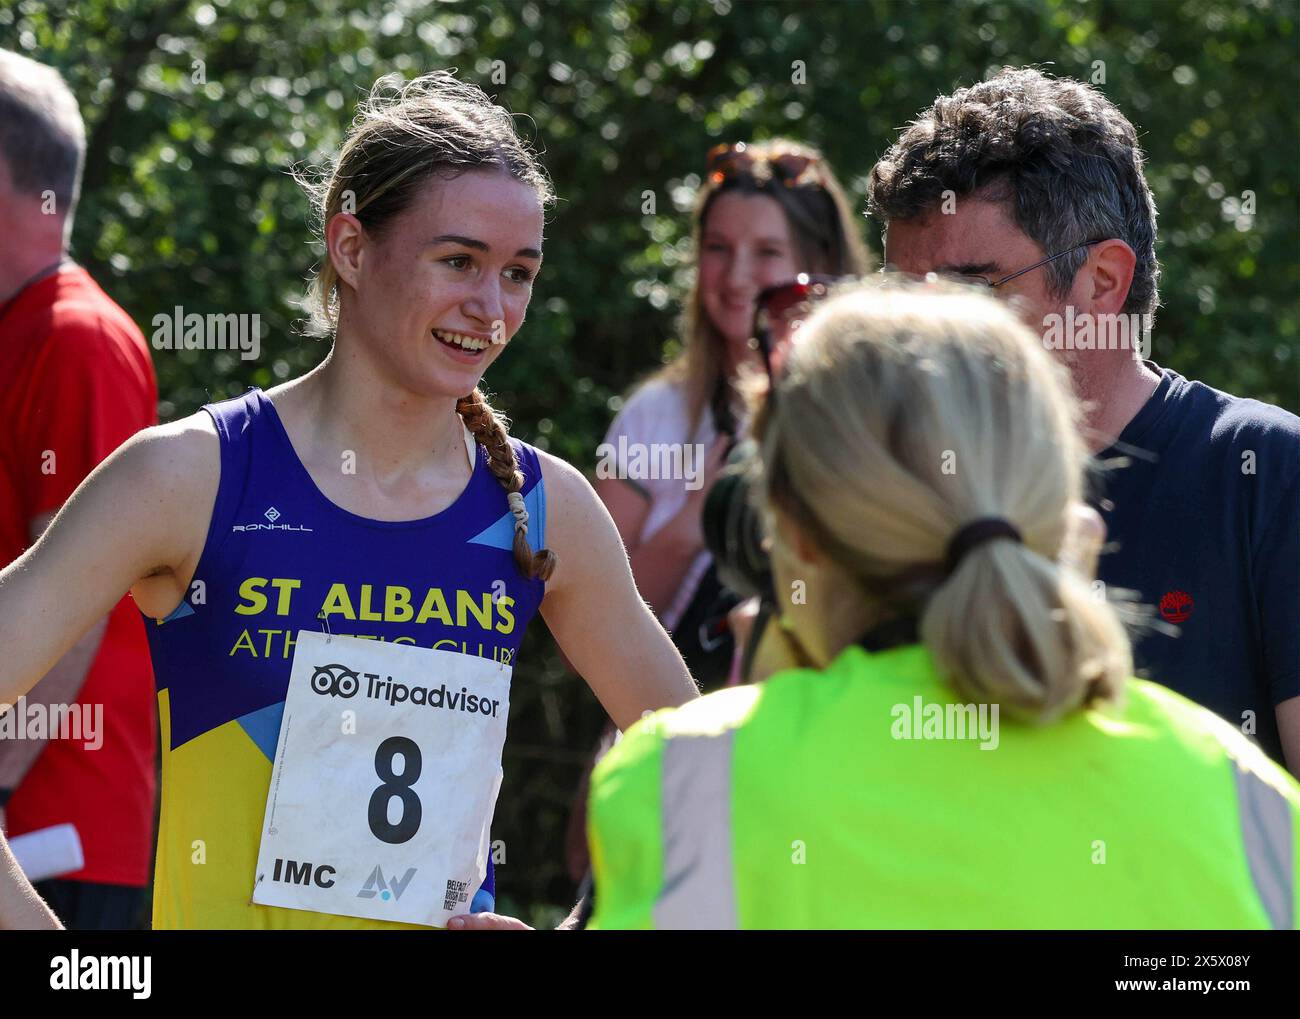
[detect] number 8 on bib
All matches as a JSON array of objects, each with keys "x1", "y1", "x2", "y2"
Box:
[{"x1": 252, "y1": 631, "x2": 510, "y2": 926}]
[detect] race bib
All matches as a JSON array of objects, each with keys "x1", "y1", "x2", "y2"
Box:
[{"x1": 252, "y1": 631, "x2": 510, "y2": 927}]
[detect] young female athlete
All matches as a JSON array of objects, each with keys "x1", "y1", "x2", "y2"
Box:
[{"x1": 0, "y1": 72, "x2": 697, "y2": 929}]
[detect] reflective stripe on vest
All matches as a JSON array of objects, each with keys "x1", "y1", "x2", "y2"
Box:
[
  {"x1": 653, "y1": 731, "x2": 738, "y2": 929},
  {"x1": 1233, "y1": 761, "x2": 1295, "y2": 930}
]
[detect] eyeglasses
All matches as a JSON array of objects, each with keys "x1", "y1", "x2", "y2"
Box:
[
  {"x1": 751, "y1": 274, "x2": 844, "y2": 389},
  {"x1": 706, "y1": 142, "x2": 824, "y2": 189},
  {"x1": 927, "y1": 238, "x2": 1109, "y2": 289}
]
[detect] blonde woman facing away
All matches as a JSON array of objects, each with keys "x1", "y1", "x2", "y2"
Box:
[{"x1": 587, "y1": 281, "x2": 1300, "y2": 929}]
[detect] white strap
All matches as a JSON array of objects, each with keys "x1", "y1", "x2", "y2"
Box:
[{"x1": 462, "y1": 423, "x2": 477, "y2": 472}]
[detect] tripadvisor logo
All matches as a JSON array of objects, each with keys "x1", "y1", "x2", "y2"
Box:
[
  {"x1": 308, "y1": 662, "x2": 502, "y2": 718},
  {"x1": 151, "y1": 305, "x2": 260, "y2": 361}
]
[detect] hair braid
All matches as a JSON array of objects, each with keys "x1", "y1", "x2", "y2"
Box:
[{"x1": 456, "y1": 388, "x2": 556, "y2": 582}]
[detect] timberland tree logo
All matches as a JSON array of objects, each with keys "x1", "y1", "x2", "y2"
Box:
[{"x1": 1159, "y1": 590, "x2": 1194, "y2": 624}]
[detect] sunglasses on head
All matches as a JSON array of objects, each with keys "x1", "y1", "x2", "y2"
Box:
[
  {"x1": 751, "y1": 274, "x2": 845, "y2": 387},
  {"x1": 706, "y1": 141, "x2": 824, "y2": 189}
]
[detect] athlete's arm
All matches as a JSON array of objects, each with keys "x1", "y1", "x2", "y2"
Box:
[
  {"x1": 0, "y1": 512, "x2": 108, "y2": 798},
  {"x1": 0, "y1": 831, "x2": 61, "y2": 929},
  {"x1": 0, "y1": 415, "x2": 219, "y2": 707},
  {"x1": 538, "y1": 453, "x2": 699, "y2": 732}
]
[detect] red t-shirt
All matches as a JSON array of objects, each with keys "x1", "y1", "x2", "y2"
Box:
[{"x1": 0, "y1": 264, "x2": 158, "y2": 886}]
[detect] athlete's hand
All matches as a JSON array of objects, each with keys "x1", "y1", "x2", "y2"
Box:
[{"x1": 446, "y1": 911, "x2": 533, "y2": 930}]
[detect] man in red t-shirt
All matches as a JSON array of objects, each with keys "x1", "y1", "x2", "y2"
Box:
[{"x1": 0, "y1": 49, "x2": 157, "y2": 929}]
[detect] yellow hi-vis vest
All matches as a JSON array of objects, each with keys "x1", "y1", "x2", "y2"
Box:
[{"x1": 587, "y1": 643, "x2": 1300, "y2": 929}]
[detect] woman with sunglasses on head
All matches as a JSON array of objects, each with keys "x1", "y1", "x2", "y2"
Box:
[
  {"x1": 0, "y1": 72, "x2": 698, "y2": 929},
  {"x1": 559, "y1": 142, "x2": 868, "y2": 889},
  {"x1": 587, "y1": 280, "x2": 1300, "y2": 929},
  {"x1": 597, "y1": 140, "x2": 869, "y2": 691}
]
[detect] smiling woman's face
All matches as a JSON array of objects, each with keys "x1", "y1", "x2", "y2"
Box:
[
  {"x1": 337, "y1": 169, "x2": 544, "y2": 399},
  {"x1": 697, "y1": 191, "x2": 800, "y2": 363}
]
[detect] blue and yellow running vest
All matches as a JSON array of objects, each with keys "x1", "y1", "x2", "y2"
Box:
[{"x1": 145, "y1": 389, "x2": 546, "y2": 929}]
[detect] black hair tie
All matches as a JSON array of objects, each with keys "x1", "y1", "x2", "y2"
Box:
[{"x1": 945, "y1": 518, "x2": 1022, "y2": 575}]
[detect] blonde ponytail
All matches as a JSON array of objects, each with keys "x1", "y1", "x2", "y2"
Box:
[
  {"x1": 756, "y1": 281, "x2": 1130, "y2": 722},
  {"x1": 921, "y1": 539, "x2": 1128, "y2": 722}
]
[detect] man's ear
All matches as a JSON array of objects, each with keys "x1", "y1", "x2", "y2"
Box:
[
  {"x1": 325, "y1": 212, "x2": 367, "y2": 291},
  {"x1": 1082, "y1": 239, "x2": 1136, "y2": 316}
]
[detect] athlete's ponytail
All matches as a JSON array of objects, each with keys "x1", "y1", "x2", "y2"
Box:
[
  {"x1": 457, "y1": 388, "x2": 556, "y2": 582},
  {"x1": 754, "y1": 281, "x2": 1130, "y2": 722}
]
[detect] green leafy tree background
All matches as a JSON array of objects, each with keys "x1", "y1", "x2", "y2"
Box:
[{"x1": 7, "y1": 0, "x2": 1297, "y2": 923}]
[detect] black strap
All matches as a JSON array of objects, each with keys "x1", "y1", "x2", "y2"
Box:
[
  {"x1": 709, "y1": 374, "x2": 738, "y2": 442},
  {"x1": 945, "y1": 518, "x2": 1022, "y2": 575},
  {"x1": 857, "y1": 615, "x2": 920, "y2": 653}
]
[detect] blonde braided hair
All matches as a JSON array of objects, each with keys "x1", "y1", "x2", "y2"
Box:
[{"x1": 457, "y1": 388, "x2": 556, "y2": 582}]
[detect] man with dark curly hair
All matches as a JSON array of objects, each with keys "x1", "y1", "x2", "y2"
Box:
[{"x1": 869, "y1": 66, "x2": 1300, "y2": 774}]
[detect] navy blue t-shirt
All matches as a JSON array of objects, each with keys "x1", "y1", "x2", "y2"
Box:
[{"x1": 1094, "y1": 365, "x2": 1300, "y2": 764}]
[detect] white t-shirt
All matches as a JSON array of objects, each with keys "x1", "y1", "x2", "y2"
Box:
[{"x1": 603, "y1": 377, "x2": 720, "y2": 632}]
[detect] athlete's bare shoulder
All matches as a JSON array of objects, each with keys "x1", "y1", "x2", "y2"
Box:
[
  {"x1": 103, "y1": 410, "x2": 222, "y2": 614},
  {"x1": 119, "y1": 410, "x2": 221, "y2": 514},
  {"x1": 0, "y1": 410, "x2": 224, "y2": 698},
  {"x1": 533, "y1": 446, "x2": 598, "y2": 520},
  {"x1": 533, "y1": 447, "x2": 624, "y2": 596}
]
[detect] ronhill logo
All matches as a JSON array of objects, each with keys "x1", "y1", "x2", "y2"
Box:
[{"x1": 232, "y1": 506, "x2": 313, "y2": 532}]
